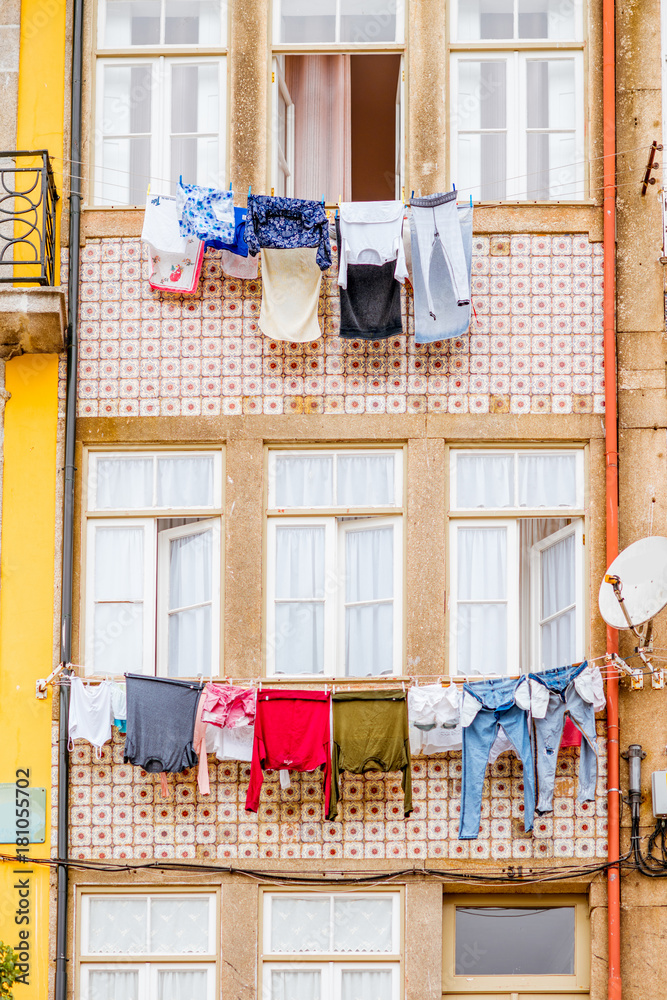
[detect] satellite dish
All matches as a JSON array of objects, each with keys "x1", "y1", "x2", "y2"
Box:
[{"x1": 599, "y1": 536, "x2": 667, "y2": 629}]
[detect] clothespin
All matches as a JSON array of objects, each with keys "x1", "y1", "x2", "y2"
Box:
[
  {"x1": 410, "y1": 190, "x2": 414, "y2": 199},
  {"x1": 469, "y1": 195, "x2": 473, "y2": 207},
  {"x1": 321, "y1": 195, "x2": 325, "y2": 205},
  {"x1": 452, "y1": 182, "x2": 456, "y2": 192},
  {"x1": 248, "y1": 183, "x2": 252, "y2": 198},
  {"x1": 179, "y1": 175, "x2": 183, "y2": 186},
  {"x1": 147, "y1": 183, "x2": 151, "y2": 196},
  {"x1": 229, "y1": 182, "x2": 232, "y2": 192}
]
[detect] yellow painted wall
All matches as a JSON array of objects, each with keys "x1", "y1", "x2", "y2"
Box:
[
  {"x1": 15, "y1": 0, "x2": 67, "y2": 283},
  {"x1": 0, "y1": 355, "x2": 59, "y2": 999}
]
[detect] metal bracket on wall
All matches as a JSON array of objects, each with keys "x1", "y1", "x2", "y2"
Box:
[{"x1": 641, "y1": 140, "x2": 663, "y2": 195}]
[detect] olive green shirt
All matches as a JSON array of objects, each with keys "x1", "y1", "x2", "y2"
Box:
[{"x1": 327, "y1": 690, "x2": 412, "y2": 820}]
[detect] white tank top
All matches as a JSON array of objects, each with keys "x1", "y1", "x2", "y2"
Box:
[{"x1": 68, "y1": 677, "x2": 113, "y2": 757}]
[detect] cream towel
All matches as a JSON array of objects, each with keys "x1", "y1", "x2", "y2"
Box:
[{"x1": 258, "y1": 247, "x2": 323, "y2": 342}]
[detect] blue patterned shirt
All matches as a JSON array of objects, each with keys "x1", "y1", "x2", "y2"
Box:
[{"x1": 244, "y1": 195, "x2": 331, "y2": 271}]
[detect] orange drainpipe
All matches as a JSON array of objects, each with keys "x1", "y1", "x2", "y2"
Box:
[{"x1": 602, "y1": 0, "x2": 620, "y2": 993}]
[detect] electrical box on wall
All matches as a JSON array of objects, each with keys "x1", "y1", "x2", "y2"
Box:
[{"x1": 651, "y1": 772, "x2": 667, "y2": 817}]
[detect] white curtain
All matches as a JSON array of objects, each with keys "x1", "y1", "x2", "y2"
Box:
[
  {"x1": 286, "y1": 54, "x2": 352, "y2": 203},
  {"x1": 150, "y1": 897, "x2": 210, "y2": 954},
  {"x1": 345, "y1": 526, "x2": 394, "y2": 677},
  {"x1": 167, "y1": 528, "x2": 212, "y2": 677},
  {"x1": 88, "y1": 970, "x2": 139, "y2": 1000},
  {"x1": 519, "y1": 518, "x2": 567, "y2": 670},
  {"x1": 337, "y1": 456, "x2": 394, "y2": 507},
  {"x1": 99, "y1": 64, "x2": 152, "y2": 207},
  {"x1": 456, "y1": 526, "x2": 507, "y2": 674},
  {"x1": 341, "y1": 970, "x2": 393, "y2": 1000},
  {"x1": 457, "y1": 60, "x2": 507, "y2": 202},
  {"x1": 87, "y1": 898, "x2": 147, "y2": 954},
  {"x1": 95, "y1": 457, "x2": 152, "y2": 509},
  {"x1": 280, "y1": 0, "x2": 336, "y2": 43},
  {"x1": 170, "y1": 62, "x2": 220, "y2": 192},
  {"x1": 275, "y1": 526, "x2": 325, "y2": 674},
  {"x1": 93, "y1": 525, "x2": 145, "y2": 674},
  {"x1": 157, "y1": 970, "x2": 209, "y2": 1000},
  {"x1": 270, "y1": 897, "x2": 331, "y2": 953},
  {"x1": 333, "y1": 898, "x2": 393, "y2": 953},
  {"x1": 274, "y1": 455, "x2": 333, "y2": 507},
  {"x1": 518, "y1": 453, "x2": 577, "y2": 507},
  {"x1": 157, "y1": 456, "x2": 214, "y2": 508},
  {"x1": 270, "y1": 970, "x2": 321, "y2": 1000},
  {"x1": 456, "y1": 454, "x2": 513, "y2": 509},
  {"x1": 539, "y1": 530, "x2": 576, "y2": 670}
]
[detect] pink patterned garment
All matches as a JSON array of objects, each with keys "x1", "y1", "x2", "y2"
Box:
[{"x1": 200, "y1": 683, "x2": 256, "y2": 729}]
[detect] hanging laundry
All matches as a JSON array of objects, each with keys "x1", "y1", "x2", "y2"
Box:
[
  {"x1": 220, "y1": 248, "x2": 259, "y2": 279},
  {"x1": 200, "y1": 683, "x2": 255, "y2": 728},
  {"x1": 110, "y1": 682, "x2": 127, "y2": 734},
  {"x1": 124, "y1": 675, "x2": 203, "y2": 795},
  {"x1": 337, "y1": 201, "x2": 408, "y2": 290},
  {"x1": 245, "y1": 195, "x2": 332, "y2": 271},
  {"x1": 258, "y1": 247, "x2": 323, "y2": 342},
  {"x1": 528, "y1": 661, "x2": 603, "y2": 814},
  {"x1": 560, "y1": 716, "x2": 582, "y2": 748},
  {"x1": 177, "y1": 180, "x2": 236, "y2": 246},
  {"x1": 328, "y1": 690, "x2": 412, "y2": 821},
  {"x1": 68, "y1": 677, "x2": 113, "y2": 757},
  {"x1": 410, "y1": 201, "x2": 473, "y2": 343},
  {"x1": 408, "y1": 682, "x2": 514, "y2": 762},
  {"x1": 245, "y1": 690, "x2": 331, "y2": 812},
  {"x1": 335, "y1": 218, "x2": 402, "y2": 339},
  {"x1": 141, "y1": 195, "x2": 204, "y2": 295},
  {"x1": 205, "y1": 205, "x2": 249, "y2": 255},
  {"x1": 459, "y1": 676, "x2": 535, "y2": 839},
  {"x1": 193, "y1": 687, "x2": 256, "y2": 794}
]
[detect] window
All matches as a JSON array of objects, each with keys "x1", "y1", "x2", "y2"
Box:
[
  {"x1": 442, "y1": 894, "x2": 590, "y2": 996},
  {"x1": 266, "y1": 449, "x2": 404, "y2": 677},
  {"x1": 94, "y1": 0, "x2": 227, "y2": 206},
  {"x1": 262, "y1": 891, "x2": 402, "y2": 1000},
  {"x1": 84, "y1": 451, "x2": 223, "y2": 677},
  {"x1": 78, "y1": 892, "x2": 217, "y2": 1000},
  {"x1": 448, "y1": 449, "x2": 586, "y2": 675},
  {"x1": 271, "y1": 1, "x2": 404, "y2": 201},
  {"x1": 450, "y1": 0, "x2": 585, "y2": 201}
]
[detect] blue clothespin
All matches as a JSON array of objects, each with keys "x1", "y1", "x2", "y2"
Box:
[
  {"x1": 229, "y1": 182, "x2": 232, "y2": 192},
  {"x1": 452, "y1": 182, "x2": 456, "y2": 192},
  {"x1": 469, "y1": 194, "x2": 473, "y2": 207},
  {"x1": 248, "y1": 183, "x2": 252, "y2": 199},
  {"x1": 335, "y1": 207, "x2": 338, "y2": 219},
  {"x1": 411, "y1": 190, "x2": 414, "y2": 199},
  {"x1": 321, "y1": 195, "x2": 325, "y2": 205}
]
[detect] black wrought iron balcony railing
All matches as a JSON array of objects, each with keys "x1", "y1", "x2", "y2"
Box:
[{"x1": 0, "y1": 150, "x2": 59, "y2": 286}]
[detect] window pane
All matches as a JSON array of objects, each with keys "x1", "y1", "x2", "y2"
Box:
[
  {"x1": 168, "y1": 606, "x2": 211, "y2": 676},
  {"x1": 346, "y1": 527, "x2": 393, "y2": 603},
  {"x1": 88, "y1": 971, "x2": 140, "y2": 1000},
  {"x1": 165, "y1": 0, "x2": 221, "y2": 43},
  {"x1": 150, "y1": 898, "x2": 211, "y2": 953},
  {"x1": 458, "y1": 527, "x2": 507, "y2": 600},
  {"x1": 341, "y1": 970, "x2": 393, "y2": 1000},
  {"x1": 526, "y1": 59, "x2": 575, "y2": 129},
  {"x1": 458, "y1": 61, "x2": 507, "y2": 130},
  {"x1": 457, "y1": 0, "x2": 513, "y2": 40},
  {"x1": 455, "y1": 454, "x2": 513, "y2": 508},
  {"x1": 518, "y1": 454, "x2": 577, "y2": 507},
  {"x1": 158, "y1": 970, "x2": 209, "y2": 1000},
  {"x1": 458, "y1": 132, "x2": 506, "y2": 202},
  {"x1": 273, "y1": 456, "x2": 334, "y2": 507},
  {"x1": 455, "y1": 906, "x2": 575, "y2": 975},
  {"x1": 279, "y1": 0, "x2": 335, "y2": 42},
  {"x1": 519, "y1": 0, "x2": 576, "y2": 39},
  {"x1": 541, "y1": 531, "x2": 575, "y2": 619},
  {"x1": 157, "y1": 456, "x2": 215, "y2": 507},
  {"x1": 99, "y1": 64, "x2": 152, "y2": 206},
  {"x1": 276, "y1": 526, "x2": 325, "y2": 598},
  {"x1": 87, "y1": 898, "x2": 147, "y2": 953},
  {"x1": 169, "y1": 529, "x2": 212, "y2": 609},
  {"x1": 103, "y1": 0, "x2": 160, "y2": 46},
  {"x1": 270, "y1": 970, "x2": 322, "y2": 1000},
  {"x1": 275, "y1": 603, "x2": 324, "y2": 675},
  {"x1": 95, "y1": 526, "x2": 145, "y2": 601},
  {"x1": 333, "y1": 898, "x2": 393, "y2": 952},
  {"x1": 337, "y1": 456, "x2": 395, "y2": 506},
  {"x1": 94, "y1": 603, "x2": 145, "y2": 674},
  {"x1": 270, "y1": 897, "x2": 331, "y2": 952},
  {"x1": 171, "y1": 62, "x2": 220, "y2": 191},
  {"x1": 346, "y1": 603, "x2": 393, "y2": 677},
  {"x1": 95, "y1": 457, "x2": 153, "y2": 509},
  {"x1": 456, "y1": 603, "x2": 507, "y2": 674},
  {"x1": 340, "y1": 0, "x2": 397, "y2": 43}
]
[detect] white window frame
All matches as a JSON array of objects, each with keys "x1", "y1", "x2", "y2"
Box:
[
  {"x1": 447, "y1": 448, "x2": 587, "y2": 675},
  {"x1": 83, "y1": 449, "x2": 224, "y2": 677},
  {"x1": 267, "y1": 449, "x2": 404, "y2": 510},
  {"x1": 272, "y1": 0, "x2": 405, "y2": 45},
  {"x1": 92, "y1": 0, "x2": 228, "y2": 207},
  {"x1": 78, "y1": 891, "x2": 218, "y2": 1000},
  {"x1": 272, "y1": 57, "x2": 295, "y2": 198}
]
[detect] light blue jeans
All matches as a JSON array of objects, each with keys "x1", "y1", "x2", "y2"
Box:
[
  {"x1": 529, "y1": 662, "x2": 598, "y2": 813},
  {"x1": 410, "y1": 200, "x2": 473, "y2": 343},
  {"x1": 459, "y1": 677, "x2": 536, "y2": 840}
]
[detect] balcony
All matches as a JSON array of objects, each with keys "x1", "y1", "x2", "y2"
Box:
[{"x1": 0, "y1": 151, "x2": 66, "y2": 358}]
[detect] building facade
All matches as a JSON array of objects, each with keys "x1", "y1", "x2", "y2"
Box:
[{"x1": 1, "y1": 0, "x2": 667, "y2": 998}]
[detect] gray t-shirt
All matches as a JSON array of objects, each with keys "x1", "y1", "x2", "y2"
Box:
[{"x1": 124, "y1": 674, "x2": 202, "y2": 774}]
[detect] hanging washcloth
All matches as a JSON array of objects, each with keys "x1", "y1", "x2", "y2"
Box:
[
  {"x1": 177, "y1": 180, "x2": 235, "y2": 245},
  {"x1": 206, "y1": 205, "x2": 250, "y2": 256},
  {"x1": 335, "y1": 218, "x2": 402, "y2": 339},
  {"x1": 259, "y1": 247, "x2": 323, "y2": 342},
  {"x1": 244, "y1": 195, "x2": 332, "y2": 271},
  {"x1": 68, "y1": 676, "x2": 113, "y2": 757},
  {"x1": 245, "y1": 690, "x2": 331, "y2": 812},
  {"x1": 410, "y1": 200, "x2": 473, "y2": 343},
  {"x1": 328, "y1": 690, "x2": 412, "y2": 821},
  {"x1": 141, "y1": 195, "x2": 204, "y2": 295},
  {"x1": 221, "y1": 249, "x2": 259, "y2": 279},
  {"x1": 337, "y1": 201, "x2": 408, "y2": 290}
]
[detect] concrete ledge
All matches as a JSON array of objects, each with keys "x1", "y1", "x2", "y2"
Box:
[{"x1": 0, "y1": 286, "x2": 66, "y2": 358}]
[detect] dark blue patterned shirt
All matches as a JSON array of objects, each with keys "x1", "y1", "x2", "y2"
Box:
[{"x1": 244, "y1": 195, "x2": 332, "y2": 271}]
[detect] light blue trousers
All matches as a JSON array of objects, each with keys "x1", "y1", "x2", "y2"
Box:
[{"x1": 411, "y1": 200, "x2": 473, "y2": 343}]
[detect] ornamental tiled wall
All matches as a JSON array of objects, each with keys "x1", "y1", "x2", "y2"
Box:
[
  {"x1": 59, "y1": 724, "x2": 609, "y2": 864},
  {"x1": 67, "y1": 233, "x2": 605, "y2": 418}
]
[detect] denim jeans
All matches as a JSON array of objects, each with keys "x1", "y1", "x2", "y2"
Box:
[
  {"x1": 459, "y1": 677, "x2": 536, "y2": 839},
  {"x1": 411, "y1": 200, "x2": 473, "y2": 343},
  {"x1": 530, "y1": 662, "x2": 598, "y2": 813}
]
